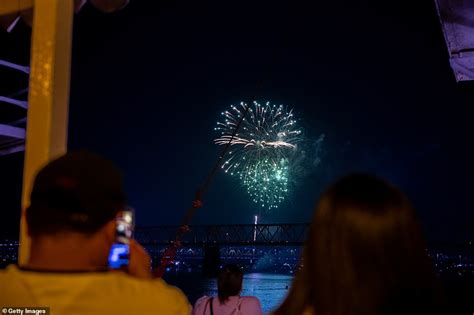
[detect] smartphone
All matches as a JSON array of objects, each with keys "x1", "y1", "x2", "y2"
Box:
[{"x1": 108, "y1": 208, "x2": 134, "y2": 269}]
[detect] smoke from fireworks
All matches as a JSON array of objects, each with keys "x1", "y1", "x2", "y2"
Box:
[{"x1": 214, "y1": 101, "x2": 303, "y2": 209}]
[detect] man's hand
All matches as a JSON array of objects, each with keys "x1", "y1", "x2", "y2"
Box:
[{"x1": 126, "y1": 240, "x2": 152, "y2": 279}]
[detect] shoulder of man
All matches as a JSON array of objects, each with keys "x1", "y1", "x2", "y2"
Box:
[
  {"x1": 0, "y1": 265, "x2": 24, "y2": 288},
  {"x1": 0, "y1": 265, "x2": 191, "y2": 314},
  {"x1": 0, "y1": 265, "x2": 40, "y2": 305},
  {"x1": 113, "y1": 272, "x2": 189, "y2": 302},
  {"x1": 140, "y1": 276, "x2": 191, "y2": 314},
  {"x1": 75, "y1": 272, "x2": 192, "y2": 314}
]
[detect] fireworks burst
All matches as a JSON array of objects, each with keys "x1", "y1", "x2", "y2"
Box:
[{"x1": 214, "y1": 101, "x2": 303, "y2": 209}]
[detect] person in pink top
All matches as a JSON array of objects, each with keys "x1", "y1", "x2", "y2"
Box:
[{"x1": 193, "y1": 264, "x2": 263, "y2": 315}]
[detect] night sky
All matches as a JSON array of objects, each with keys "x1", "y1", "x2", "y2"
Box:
[{"x1": 1, "y1": 0, "x2": 473, "y2": 243}]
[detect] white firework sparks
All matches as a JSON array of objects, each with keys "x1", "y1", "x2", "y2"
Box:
[{"x1": 214, "y1": 101, "x2": 303, "y2": 209}]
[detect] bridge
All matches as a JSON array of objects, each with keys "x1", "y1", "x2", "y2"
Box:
[
  {"x1": 134, "y1": 224, "x2": 308, "y2": 273},
  {"x1": 0, "y1": 224, "x2": 309, "y2": 270},
  {"x1": 135, "y1": 223, "x2": 310, "y2": 246}
]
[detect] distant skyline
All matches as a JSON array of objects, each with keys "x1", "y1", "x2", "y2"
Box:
[{"x1": 1, "y1": 0, "x2": 473, "y2": 242}]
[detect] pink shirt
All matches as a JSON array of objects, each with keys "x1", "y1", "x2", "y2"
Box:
[{"x1": 193, "y1": 295, "x2": 263, "y2": 315}]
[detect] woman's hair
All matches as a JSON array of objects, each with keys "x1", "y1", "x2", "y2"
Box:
[
  {"x1": 217, "y1": 264, "x2": 243, "y2": 303},
  {"x1": 274, "y1": 173, "x2": 442, "y2": 315}
]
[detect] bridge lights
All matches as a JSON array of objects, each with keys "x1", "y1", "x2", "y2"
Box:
[{"x1": 253, "y1": 215, "x2": 258, "y2": 242}]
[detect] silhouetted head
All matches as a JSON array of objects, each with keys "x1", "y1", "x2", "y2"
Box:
[
  {"x1": 218, "y1": 264, "x2": 243, "y2": 303},
  {"x1": 274, "y1": 173, "x2": 442, "y2": 315},
  {"x1": 27, "y1": 150, "x2": 126, "y2": 237},
  {"x1": 25, "y1": 150, "x2": 126, "y2": 269}
]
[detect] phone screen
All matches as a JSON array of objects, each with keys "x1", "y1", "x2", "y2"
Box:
[
  {"x1": 108, "y1": 209, "x2": 134, "y2": 269},
  {"x1": 108, "y1": 243, "x2": 130, "y2": 269}
]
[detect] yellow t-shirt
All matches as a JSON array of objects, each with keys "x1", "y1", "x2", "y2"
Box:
[{"x1": 0, "y1": 265, "x2": 190, "y2": 315}]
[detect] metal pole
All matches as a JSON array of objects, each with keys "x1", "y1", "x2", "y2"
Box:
[{"x1": 19, "y1": 0, "x2": 74, "y2": 265}]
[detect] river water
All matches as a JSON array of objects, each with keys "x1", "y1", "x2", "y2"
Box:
[{"x1": 164, "y1": 272, "x2": 294, "y2": 314}]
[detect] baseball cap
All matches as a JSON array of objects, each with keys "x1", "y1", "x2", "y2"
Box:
[{"x1": 26, "y1": 150, "x2": 127, "y2": 235}]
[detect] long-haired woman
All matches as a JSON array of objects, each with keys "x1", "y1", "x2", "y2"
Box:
[
  {"x1": 274, "y1": 174, "x2": 443, "y2": 315},
  {"x1": 194, "y1": 264, "x2": 263, "y2": 315}
]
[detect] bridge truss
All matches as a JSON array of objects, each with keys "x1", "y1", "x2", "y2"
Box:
[{"x1": 135, "y1": 223, "x2": 309, "y2": 247}]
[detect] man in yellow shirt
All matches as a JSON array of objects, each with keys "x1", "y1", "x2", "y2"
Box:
[{"x1": 0, "y1": 151, "x2": 190, "y2": 314}]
